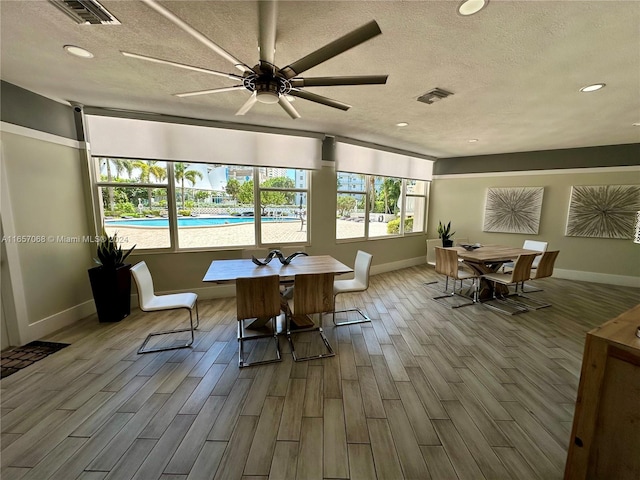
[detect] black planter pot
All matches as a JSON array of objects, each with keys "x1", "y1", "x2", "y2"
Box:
[
  {"x1": 442, "y1": 239, "x2": 454, "y2": 247},
  {"x1": 88, "y1": 264, "x2": 132, "y2": 322}
]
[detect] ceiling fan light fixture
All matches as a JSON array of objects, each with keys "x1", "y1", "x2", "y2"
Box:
[
  {"x1": 579, "y1": 83, "x2": 606, "y2": 92},
  {"x1": 458, "y1": 0, "x2": 488, "y2": 16},
  {"x1": 256, "y1": 91, "x2": 280, "y2": 104}
]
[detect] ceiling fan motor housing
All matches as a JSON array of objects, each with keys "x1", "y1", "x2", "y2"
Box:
[{"x1": 244, "y1": 69, "x2": 291, "y2": 103}]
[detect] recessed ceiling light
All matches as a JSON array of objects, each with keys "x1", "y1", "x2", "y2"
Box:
[
  {"x1": 63, "y1": 45, "x2": 94, "y2": 58},
  {"x1": 468, "y1": 139, "x2": 479, "y2": 143},
  {"x1": 579, "y1": 83, "x2": 606, "y2": 93},
  {"x1": 458, "y1": 0, "x2": 489, "y2": 16},
  {"x1": 396, "y1": 122, "x2": 409, "y2": 127},
  {"x1": 632, "y1": 122, "x2": 640, "y2": 127}
]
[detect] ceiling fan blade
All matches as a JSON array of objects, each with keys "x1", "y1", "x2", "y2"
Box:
[
  {"x1": 236, "y1": 92, "x2": 258, "y2": 115},
  {"x1": 278, "y1": 96, "x2": 301, "y2": 119},
  {"x1": 288, "y1": 89, "x2": 351, "y2": 111},
  {"x1": 121, "y1": 52, "x2": 242, "y2": 80},
  {"x1": 290, "y1": 75, "x2": 388, "y2": 87},
  {"x1": 140, "y1": 0, "x2": 253, "y2": 74},
  {"x1": 281, "y1": 20, "x2": 382, "y2": 79},
  {"x1": 175, "y1": 85, "x2": 246, "y2": 98},
  {"x1": 258, "y1": 0, "x2": 277, "y2": 66}
]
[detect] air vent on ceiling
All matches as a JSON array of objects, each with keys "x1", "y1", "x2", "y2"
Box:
[
  {"x1": 417, "y1": 88, "x2": 454, "y2": 105},
  {"x1": 49, "y1": 0, "x2": 120, "y2": 25}
]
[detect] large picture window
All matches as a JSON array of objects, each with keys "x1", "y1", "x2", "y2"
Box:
[
  {"x1": 94, "y1": 157, "x2": 309, "y2": 251},
  {"x1": 336, "y1": 172, "x2": 428, "y2": 241}
]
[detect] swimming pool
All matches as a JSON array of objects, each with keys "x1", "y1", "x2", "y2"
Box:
[{"x1": 105, "y1": 216, "x2": 298, "y2": 228}]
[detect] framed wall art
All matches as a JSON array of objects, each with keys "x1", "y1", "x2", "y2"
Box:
[
  {"x1": 483, "y1": 187, "x2": 544, "y2": 234},
  {"x1": 565, "y1": 185, "x2": 640, "y2": 239}
]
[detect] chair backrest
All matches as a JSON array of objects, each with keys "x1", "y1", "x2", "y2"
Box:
[
  {"x1": 236, "y1": 275, "x2": 281, "y2": 321},
  {"x1": 509, "y1": 253, "x2": 537, "y2": 283},
  {"x1": 426, "y1": 239, "x2": 440, "y2": 266},
  {"x1": 434, "y1": 247, "x2": 460, "y2": 279},
  {"x1": 522, "y1": 240, "x2": 548, "y2": 268},
  {"x1": 293, "y1": 273, "x2": 335, "y2": 315},
  {"x1": 354, "y1": 250, "x2": 373, "y2": 289},
  {"x1": 131, "y1": 261, "x2": 156, "y2": 310},
  {"x1": 533, "y1": 250, "x2": 559, "y2": 280}
]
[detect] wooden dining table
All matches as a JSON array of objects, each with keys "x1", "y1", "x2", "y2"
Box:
[
  {"x1": 203, "y1": 255, "x2": 353, "y2": 328},
  {"x1": 202, "y1": 254, "x2": 353, "y2": 283},
  {"x1": 446, "y1": 244, "x2": 543, "y2": 300}
]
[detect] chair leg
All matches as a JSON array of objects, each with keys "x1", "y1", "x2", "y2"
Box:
[
  {"x1": 432, "y1": 276, "x2": 475, "y2": 308},
  {"x1": 513, "y1": 293, "x2": 552, "y2": 310},
  {"x1": 138, "y1": 307, "x2": 196, "y2": 354},
  {"x1": 482, "y1": 281, "x2": 529, "y2": 315},
  {"x1": 332, "y1": 294, "x2": 371, "y2": 326},
  {"x1": 287, "y1": 313, "x2": 335, "y2": 362},
  {"x1": 237, "y1": 316, "x2": 282, "y2": 368}
]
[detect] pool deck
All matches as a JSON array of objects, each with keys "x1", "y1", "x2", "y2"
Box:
[{"x1": 105, "y1": 219, "x2": 391, "y2": 249}]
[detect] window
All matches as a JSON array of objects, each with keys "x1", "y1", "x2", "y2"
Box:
[
  {"x1": 93, "y1": 157, "x2": 309, "y2": 251},
  {"x1": 336, "y1": 172, "x2": 428, "y2": 241},
  {"x1": 96, "y1": 158, "x2": 170, "y2": 249}
]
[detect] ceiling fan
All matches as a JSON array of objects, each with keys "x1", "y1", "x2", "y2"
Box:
[{"x1": 121, "y1": 0, "x2": 388, "y2": 119}]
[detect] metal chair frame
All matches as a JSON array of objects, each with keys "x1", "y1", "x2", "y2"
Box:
[
  {"x1": 236, "y1": 275, "x2": 283, "y2": 368},
  {"x1": 515, "y1": 250, "x2": 559, "y2": 309},
  {"x1": 432, "y1": 247, "x2": 479, "y2": 308},
  {"x1": 131, "y1": 261, "x2": 200, "y2": 354},
  {"x1": 287, "y1": 273, "x2": 336, "y2": 362},
  {"x1": 332, "y1": 250, "x2": 373, "y2": 326},
  {"x1": 482, "y1": 253, "x2": 537, "y2": 315}
]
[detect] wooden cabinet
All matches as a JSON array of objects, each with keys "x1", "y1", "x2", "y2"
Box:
[{"x1": 564, "y1": 304, "x2": 640, "y2": 480}]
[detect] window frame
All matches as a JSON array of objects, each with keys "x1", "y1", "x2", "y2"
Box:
[
  {"x1": 91, "y1": 158, "x2": 310, "y2": 253},
  {"x1": 335, "y1": 172, "x2": 429, "y2": 243}
]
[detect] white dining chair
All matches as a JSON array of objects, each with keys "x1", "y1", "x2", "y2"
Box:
[
  {"x1": 502, "y1": 240, "x2": 547, "y2": 272},
  {"x1": 332, "y1": 250, "x2": 372, "y2": 326},
  {"x1": 131, "y1": 261, "x2": 199, "y2": 354}
]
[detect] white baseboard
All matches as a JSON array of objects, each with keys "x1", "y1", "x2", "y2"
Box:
[
  {"x1": 370, "y1": 256, "x2": 426, "y2": 276},
  {"x1": 553, "y1": 269, "x2": 640, "y2": 288},
  {"x1": 25, "y1": 300, "x2": 97, "y2": 344}
]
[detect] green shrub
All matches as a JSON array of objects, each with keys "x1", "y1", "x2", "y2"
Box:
[
  {"x1": 387, "y1": 217, "x2": 413, "y2": 234},
  {"x1": 178, "y1": 209, "x2": 191, "y2": 216},
  {"x1": 115, "y1": 201, "x2": 135, "y2": 214}
]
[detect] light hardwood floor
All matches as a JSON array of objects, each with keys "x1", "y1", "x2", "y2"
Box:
[{"x1": 1, "y1": 265, "x2": 638, "y2": 480}]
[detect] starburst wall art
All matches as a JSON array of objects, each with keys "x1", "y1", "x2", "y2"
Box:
[
  {"x1": 565, "y1": 185, "x2": 640, "y2": 239},
  {"x1": 483, "y1": 187, "x2": 544, "y2": 234}
]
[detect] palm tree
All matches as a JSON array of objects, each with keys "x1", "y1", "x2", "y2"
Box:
[
  {"x1": 101, "y1": 158, "x2": 115, "y2": 211},
  {"x1": 175, "y1": 162, "x2": 203, "y2": 208},
  {"x1": 133, "y1": 160, "x2": 167, "y2": 208}
]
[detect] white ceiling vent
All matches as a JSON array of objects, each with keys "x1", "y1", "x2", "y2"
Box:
[
  {"x1": 417, "y1": 88, "x2": 454, "y2": 105},
  {"x1": 49, "y1": 0, "x2": 120, "y2": 25}
]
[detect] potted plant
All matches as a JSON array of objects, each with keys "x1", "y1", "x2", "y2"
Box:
[
  {"x1": 437, "y1": 220, "x2": 455, "y2": 247},
  {"x1": 88, "y1": 229, "x2": 136, "y2": 322}
]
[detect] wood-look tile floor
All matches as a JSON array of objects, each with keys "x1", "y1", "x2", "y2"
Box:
[{"x1": 1, "y1": 265, "x2": 638, "y2": 480}]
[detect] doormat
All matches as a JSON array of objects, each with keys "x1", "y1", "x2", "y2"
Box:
[{"x1": 1, "y1": 341, "x2": 70, "y2": 379}]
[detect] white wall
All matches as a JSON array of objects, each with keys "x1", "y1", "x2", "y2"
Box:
[
  {"x1": 429, "y1": 168, "x2": 640, "y2": 286},
  {"x1": 1, "y1": 128, "x2": 96, "y2": 345}
]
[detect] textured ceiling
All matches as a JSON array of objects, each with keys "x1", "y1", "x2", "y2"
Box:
[{"x1": 1, "y1": 0, "x2": 639, "y2": 158}]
